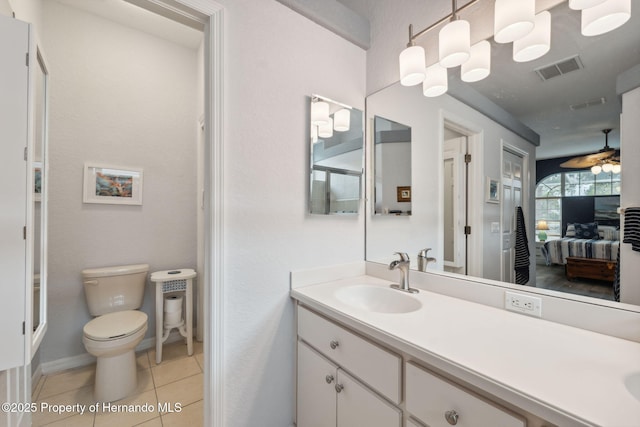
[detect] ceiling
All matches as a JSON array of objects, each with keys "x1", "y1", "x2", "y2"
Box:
[{"x1": 338, "y1": 0, "x2": 640, "y2": 159}]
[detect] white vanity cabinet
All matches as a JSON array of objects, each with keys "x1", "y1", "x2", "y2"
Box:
[
  {"x1": 296, "y1": 306, "x2": 402, "y2": 427},
  {"x1": 405, "y1": 362, "x2": 526, "y2": 427}
]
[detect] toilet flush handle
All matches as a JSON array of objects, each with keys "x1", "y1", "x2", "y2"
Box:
[{"x1": 83, "y1": 280, "x2": 98, "y2": 286}]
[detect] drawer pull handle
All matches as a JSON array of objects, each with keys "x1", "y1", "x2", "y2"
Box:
[
  {"x1": 444, "y1": 410, "x2": 459, "y2": 425},
  {"x1": 325, "y1": 374, "x2": 334, "y2": 384},
  {"x1": 335, "y1": 384, "x2": 344, "y2": 393},
  {"x1": 329, "y1": 340, "x2": 340, "y2": 350}
]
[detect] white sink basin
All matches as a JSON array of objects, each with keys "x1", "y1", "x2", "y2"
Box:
[{"x1": 334, "y1": 285, "x2": 422, "y2": 314}]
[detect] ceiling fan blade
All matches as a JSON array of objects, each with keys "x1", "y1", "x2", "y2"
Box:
[{"x1": 559, "y1": 149, "x2": 615, "y2": 168}]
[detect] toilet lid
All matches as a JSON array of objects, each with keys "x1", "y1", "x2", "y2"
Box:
[{"x1": 84, "y1": 310, "x2": 147, "y2": 341}]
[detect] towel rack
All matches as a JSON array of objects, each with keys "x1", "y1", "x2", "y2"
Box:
[{"x1": 617, "y1": 207, "x2": 626, "y2": 215}]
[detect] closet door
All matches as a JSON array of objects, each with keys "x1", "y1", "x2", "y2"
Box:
[{"x1": 0, "y1": 14, "x2": 29, "y2": 370}]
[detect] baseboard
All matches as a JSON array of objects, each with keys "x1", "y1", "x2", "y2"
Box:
[{"x1": 41, "y1": 329, "x2": 194, "y2": 375}]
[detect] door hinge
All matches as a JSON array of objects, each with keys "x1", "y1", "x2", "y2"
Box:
[
  {"x1": 22, "y1": 321, "x2": 26, "y2": 335},
  {"x1": 464, "y1": 225, "x2": 471, "y2": 235},
  {"x1": 23, "y1": 226, "x2": 27, "y2": 240},
  {"x1": 26, "y1": 52, "x2": 29, "y2": 67},
  {"x1": 464, "y1": 154, "x2": 471, "y2": 163}
]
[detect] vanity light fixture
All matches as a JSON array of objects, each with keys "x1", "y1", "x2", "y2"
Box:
[
  {"x1": 494, "y1": 0, "x2": 536, "y2": 43},
  {"x1": 581, "y1": 0, "x2": 631, "y2": 36},
  {"x1": 311, "y1": 100, "x2": 330, "y2": 126},
  {"x1": 423, "y1": 62, "x2": 448, "y2": 97},
  {"x1": 513, "y1": 11, "x2": 551, "y2": 62},
  {"x1": 399, "y1": 0, "x2": 632, "y2": 98},
  {"x1": 333, "y1": 108, "x2": 351, "y2": 132},
  {"x1": 318, "y1": 118, "x2": 334, "y2": 139}
]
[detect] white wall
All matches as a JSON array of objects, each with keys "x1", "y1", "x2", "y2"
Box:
[
  {"x1": 620, "y1": 86, "x2": 640, "y2": 305},
  {"x1": 38, "y1": 1, "x2": 199, "y2": 362},
  {"x1": 217, "y1": 0, "x2": 365, "y2": 425}
]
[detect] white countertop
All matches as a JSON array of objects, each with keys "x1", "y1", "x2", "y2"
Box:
[{"x1": 291, "y1": 275, "x2": 640, "y2": 427}]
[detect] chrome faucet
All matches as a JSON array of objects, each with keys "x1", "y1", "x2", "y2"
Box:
[
  {"x1": 389, "y1": 252, "x2": 419, "y2": 293},
  {"x1": 417, "y1": 248, "x2": 436, "y2": 272}
]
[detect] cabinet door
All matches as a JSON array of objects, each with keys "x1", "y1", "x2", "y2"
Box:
[
  {"x1": 336, "y1": 369, "x2": 401, "y2": 427},
  {"x1": 297, "y1": 341, "x2": 337, "y2": 427}
]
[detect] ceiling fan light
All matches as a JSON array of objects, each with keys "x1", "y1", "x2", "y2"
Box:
[
  {"x1": 333, "y1": 108, "x2": 351, "y2": 132},
  {"x1": 612, "y1": 164, "x2": 621, "y2": 174},
  {"x1": 461, "y1": 40, "x2": 491, "y2": 82},
  {"x1": 423, "y1": 63, "x2": 448, "y2": 97},
  {"x1": 581, "y1": 0, "x2": 631, "y2": 36},
  {"x1": 601, "y1": 162, "x2": 614, "y2": 173},
  {"x1": 513, "y1": 11, "x2": 551, "y2": 63},
  {"x1": 318, "y1": 118, "x2": 333, "y2": 139},
  {"x1": 311, "y1": 101, "x2": 330, "y2": 126},
  {"x1": 494, "y1": 0, "x2": 535, "y2": 43},
  {"x1": 591, "y1": 164, "x2": 602, "y2": 174},
  {"x1": 439, "y1": 19, "x2": 471, "y2": 68},
  {"x1": 568, "y1": 0, "x2": 607, "y2": 10},
  {"x1": 399, "y1": 45, "x2": 426, "y2": 86}
]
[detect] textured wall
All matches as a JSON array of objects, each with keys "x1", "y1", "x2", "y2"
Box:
[{"x1": 40, "y1": 0, "x2": 199, "y2": 362}]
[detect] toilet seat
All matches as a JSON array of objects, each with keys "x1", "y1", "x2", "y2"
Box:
[{"x1": 84, "y1": 310, "x2": 147, "y2": 341}]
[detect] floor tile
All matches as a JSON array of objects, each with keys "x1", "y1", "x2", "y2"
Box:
[
  {"x1": 195, "y1": 352, "x2": 204, "y2": 372},
  {"x1": 155, "y1": 373, "x2": 203, "y2": 412},
  {"x1": 39, "y1": 412, "x2": 95, "y2": 427},
  {"x1": 38, "y1": 365, "x2": 95, "y2": 399},
  {"x1": 32, "y1": 374, "x2": 46, "y2": 401},
  {"x1": 151, "y1": 356, "x2": 201, "y2": 388},
  {"x1": 161, "y1": 400, "x2": 203, "y2": 427},
  {"x1": 93, "y1": 389, "x2": 158, "y2": 427},
  {"x1": 149, "y1": 339, "x2": 194, "y2": 366},
  {"x1": 133, "y1": 417, "x2": 163, "y2": 426},
  {"x1": 136, "y1": 351, "x2": 151, "y2": 371},
  {"x1": 33, "y1": 385, "x2": 95, "y2": 426}
]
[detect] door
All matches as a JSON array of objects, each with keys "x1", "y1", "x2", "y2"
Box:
[
  {"x1": 297, "y1": 341, "x2": 337, "y2": 427},
  {"x1": 501, "y1": 149, "x2": 524, "y2": 283},
  {"x1": 443, "y1": 136, "x2": 467, "y2": 274},
  {"x1": 336, "y1": 369, "x2": 401, "y2": 427}
]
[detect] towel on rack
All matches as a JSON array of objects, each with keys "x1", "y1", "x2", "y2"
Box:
[
  {"x1": 622, "y1": 207, "x2": 640, "y2": 252},
  {"x1": 514, "y1": 206, "x2": 530, "y2": 285},
  {"x1": 613, "y1": 245, "x2": 620, "y2": 302}
]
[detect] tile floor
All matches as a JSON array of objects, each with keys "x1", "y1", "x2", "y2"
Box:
[{"x1": 31, "y1": 340, "x2": 204, "y2": 427}]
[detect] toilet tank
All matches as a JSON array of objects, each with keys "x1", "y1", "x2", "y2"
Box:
[{"x1": 82, "y1": 264, "x2": 149, "y2": 316}]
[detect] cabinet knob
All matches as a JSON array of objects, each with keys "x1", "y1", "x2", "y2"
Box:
[
  {"x1": 325, "y1": 374, "x2": 334, "y2": 384},
  {"x1": 335, "y1": 384, "x2": 344, "y2": 393},
  {"x1": 444, "y1": 410, "x2": 459, "y2": 425},
  {"x1": 329, "y1": 340, "x2": 340, "y2": 350}
]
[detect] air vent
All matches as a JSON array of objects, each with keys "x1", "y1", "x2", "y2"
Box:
[
  {"x1": 535, "y1": 55, "x2": 584, "y2": 81},
  {"x1": 569, "y1": 97, "x2": 606, "y2": 111}
]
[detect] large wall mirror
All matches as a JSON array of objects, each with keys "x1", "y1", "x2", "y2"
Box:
[
  {"x1": 365, "y1": 1, "x2": 639, "y2": 308},
  {"x1": 309, "y1": 95, "x2": 364, "y2": 215}
]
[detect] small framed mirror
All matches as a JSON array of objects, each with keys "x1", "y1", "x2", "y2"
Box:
[
  {"x1": 309, "y1": 95, "x2": 363, "y2": 215},
  {"x1": 373, "y1": 116, "x2": 412, "y2": 216}
]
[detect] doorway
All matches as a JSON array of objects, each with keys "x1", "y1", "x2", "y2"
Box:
[{"x1": 500, "y1": 145, "x2": 527, "y2": 284}]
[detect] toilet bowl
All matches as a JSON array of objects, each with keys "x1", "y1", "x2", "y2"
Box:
[{"x1": 81, "y1": 264, "x2": 149, "y2": 402}]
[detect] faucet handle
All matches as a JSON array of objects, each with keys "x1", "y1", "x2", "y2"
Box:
[
  {"x1": 394, "y1": 252, "x2": 410, "y2": 262},
  {"x1": 418, "y1": 248, "x2": 432, "y2": 257}
]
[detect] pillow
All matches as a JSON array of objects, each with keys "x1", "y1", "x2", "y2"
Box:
[
  {"x1": 574, "y1": 222, "x2": 599, "y2": 239},
  {"x1": 598, "y1": 225, "x2": 617, "y2": 239},
  {"x1": 565, "y1": 223, "x2": 576, "y2": 237}
]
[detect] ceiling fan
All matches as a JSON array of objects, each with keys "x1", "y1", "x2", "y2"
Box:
[{"x1": 559, "y1": 129, "x2": 620, "y2": 171}]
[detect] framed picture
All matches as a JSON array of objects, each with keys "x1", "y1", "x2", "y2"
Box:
[
  {"x1": 33, "y1": 162, "x2": 42, "y2": 202},
  {"x1": 83, "y1": 163, "x2": 143, "y2": 205},
  {"x1": 485, "y1": 177, "x2": 500, "y2": 204},
  {"x1": 397, "y1": 186, "x2": 411, "y2": 203}
]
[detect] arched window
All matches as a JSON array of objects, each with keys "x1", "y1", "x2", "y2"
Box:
[{"x1": 535, "y1": 173, "x2": 562, "y2": 240}]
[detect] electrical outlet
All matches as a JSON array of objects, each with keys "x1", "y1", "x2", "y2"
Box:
[{"x1": 505, "y1": 291, "x2": 542, "y2": 317}]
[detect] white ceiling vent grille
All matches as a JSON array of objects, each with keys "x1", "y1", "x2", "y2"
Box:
[
  {"x1": 569, "y1": 97, "x2": 607, "y2": 111},
  {"x1": 535, "y1": 55, "x2": 584, "y2": 81}
]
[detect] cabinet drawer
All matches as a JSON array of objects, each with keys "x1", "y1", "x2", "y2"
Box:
[
  {"x1": 406, "y1": 362, "x2": 525, "y2": 427},
  {"x1": 298, "y1": 306, "x2": 401, "y2": 404}
]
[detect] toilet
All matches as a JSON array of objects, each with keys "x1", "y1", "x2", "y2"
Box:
[{"x1": 81, "y1": 264, "x2": 149, "y2": 402}]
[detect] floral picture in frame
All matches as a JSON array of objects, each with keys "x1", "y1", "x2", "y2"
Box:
[
  {"x1": 486, "y1": 177, "x2": 500, "y2": 204},
  {"x1": 83, "y1": 163, "x2": 143, "y2": 205}
]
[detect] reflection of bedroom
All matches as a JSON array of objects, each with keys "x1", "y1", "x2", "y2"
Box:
[{"x1": 535, "y1": 156, "x2": 621, "y2": 302}]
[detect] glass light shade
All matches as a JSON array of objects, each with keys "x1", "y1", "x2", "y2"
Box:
[
  {"x1": 569, "y1": 0, "x2": 606, "y2": 10},
  {"x1": 591, "y1": 164, "x2": 602, "y2": 174},
  {"x1": 461, "y1": 40, "x2": 491, "y2": 82},
  {"x1": 399, "y1": 45, "x2": 427, "y2": 86},
  {"x1": 439, "y1": 20, "x2": 471, "y2": 68},
  {"x1": 423, "y1": 63, "x2": 448, "y2": 97},
  {"x1": 333, "y1": 108, "x2": 351, "y2": 132},
  {"x1": 494, "y1": 0, "x2": 535, "y2": 43},
  {"x1": 602, "y1": 162, "x2": 614, "y2": 173},
  {"x1": 513, "y1": 11, "x2": 551, "y2": 62},
  {"x1": 318, "y1": 118, "x2": 333, "y2": 138},
  {"x1": 612, "y1": 164, "x2": 621, "y2": 174},
  {"x1": 581, "y1": 0, "x2": 631, "y2": 36},
  {"x1": 311, "y1": 101, "x2": 330, "y2": 126}
]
